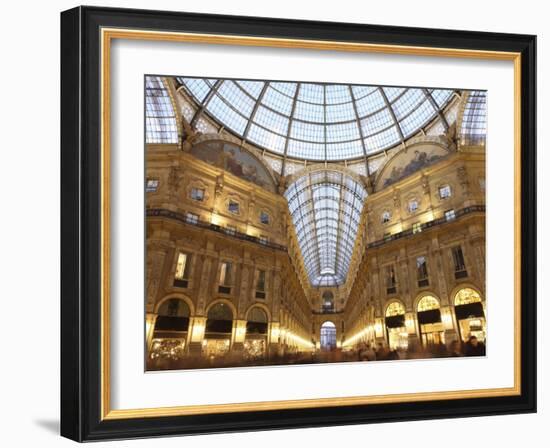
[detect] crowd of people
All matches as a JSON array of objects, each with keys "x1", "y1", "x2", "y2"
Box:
[
  {"x1": 353, "y1": 335, "x2": 486, "y2": 362},
  {"x1": 147, "y1": 336, "x2": 486, "y2": 371}
]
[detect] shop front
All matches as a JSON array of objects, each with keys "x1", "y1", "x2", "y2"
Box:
[
  {"x1": 454, "y1": 288, "x2": 486, "y2": 343},
  {"x1": 203, "y1": 302, "x2": 233, "y2": 359},
  {"x1": 150, "y1": 298, "x2": 190, "y2": 361},
  {"x1": 244, "y1": 307, "x2": 269, "y2": 360},
  {"x1": 417, "y1": 295, "x2": 445, "y2": 347},
  {"x1": 385, "y1": 301, "x2": 408, "y2": 350}
]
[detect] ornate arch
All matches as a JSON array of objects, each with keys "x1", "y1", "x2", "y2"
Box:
[
  {"x1": 384, "y1": 299, "x2": 407, "y2": 317},
  {"x1": 206, "y1": 298, "x2": 237, "y2": 319},
  {"x1": 284, "y1": 163, "x2": 365, "y2": 190},
  {"x1": 450, "y1": 283, "x2": 484, "y2": 306},
  {"x1": 189, "y1": 134, "x2": 279, "y2": 187},
  {"x1": 154, "y1": 293, "x2": 195, "y2": 316},
  {"x1": 413, "y1": 291, "x2": 442, "y2": 312},
  {"x1": 373, "y1": 138, "x2": 453, "y2": 192},
  {"x1": 245, "y1": 303, "x2": 272, "y2": 322}
]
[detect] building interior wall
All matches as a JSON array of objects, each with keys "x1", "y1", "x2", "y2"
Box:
[{"x1": 144, "y1": 77, "x2": 486, "y2": 367}]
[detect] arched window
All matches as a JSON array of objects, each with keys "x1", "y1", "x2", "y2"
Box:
[
  {"x1": 386, "y1": 301, "x2": 406, "y2": 317},
  {"x1": 417, "y1": 295, "x2": 440, "y2": 312},
  {"x1": 246, "y1": 307, "x2": 268, "y2": 334},
  {"x1": 155, "y1": 299, "x2": 190, "y2": 332},
  {"x1": 454, "y1": 288, "x2": 482, "y2": 306},
  {"x1": 322, "y1": 291, "x2": 335, "y2": 312},
  {"x1": 320, "y1": 321, "x2": 337, "y2": 350},
  {"x1": 206, "y1": 302, "x2": 234, "y2": 334}
]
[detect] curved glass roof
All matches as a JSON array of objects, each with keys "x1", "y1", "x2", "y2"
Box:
[
  {"x1": 178, "y1": 77, "x2": 454, "y2": 162},
  {"x1": 145, "y1": 76, "x2": 178, "y2": 144},
  {"x1": 460, "y1": 91, "x2": 487, "y2": 145},
  {"x1": 285, "y1": 170, "x2": 367, "y2": 287}
]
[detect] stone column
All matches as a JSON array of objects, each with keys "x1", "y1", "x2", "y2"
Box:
[
  {"x1": 145, "y1": 313, "x2": 158, "y2": 354},
  {"x1": 269, "y1": 268, "x2": 282, "y2": 358},
  {"x1": 268, "y1": 322, "x2": 281, "y2": 358},
  {"x1": 187, "y1": 316, "x2": 206, "y2": 355},
  {"x1": 196, "y1": 241, "x2": 215, "y2": 316},
  {"x1": 145, "y1": 239, "x2": 171, "y2": 312},
  {"x1": 405, "y1": 312, "x2": 420, "y2": 348},
  {"x1": 432, "y1": 239, "x2": 449, "y2": 305},
  {"x1": 238, "y1": 258, "x2": 252, "y2": 318},
  {"x1": 374, "y1": 317, "x2": 386, "y2": 347},
  {"x1": 232, "y1": 319, "x2": 247, "y2": 355},
  {"x1": 441, "y1": 305, "x2": 459, "y2": 346}
]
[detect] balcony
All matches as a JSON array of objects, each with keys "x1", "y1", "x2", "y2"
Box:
[
  {"x1": 367, "y1": 205, "x2": 485, "y2": 250},
  {"x1": 147, "y1": 208, "x2": 287, "y2": 252}
]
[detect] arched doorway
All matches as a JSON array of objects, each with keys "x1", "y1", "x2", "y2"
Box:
[
  {"x1": 454, "y1": 288, "x2": 486, "y2": 343},
  {"x1": 385, "y1": 301, "x2": 408, "y2": 350},
  {"x1": 151, "y1": 298, "x2": 190, "y2": 361},
  {"x1": 203, "y1": 302, "x2": 234, "y2": 358},
  {"x1": 320, "y1": 321, "x2": 337, "y2": 350},
  {"x1": 322, "y1": 291, "x2": 335, "y2": 312},
  {"x1": 417, "y1": 295, "x2": 445, "y2": 347},
  {"x1": 244, "y1": 307, "x2": 269, "y2": 360}
]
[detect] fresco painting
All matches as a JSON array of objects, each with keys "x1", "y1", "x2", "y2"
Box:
[{"x1": 190, "y1": 141, "x2": 276, "y2": 192}]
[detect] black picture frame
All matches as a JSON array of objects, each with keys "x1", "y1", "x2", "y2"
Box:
[{"x1": 61, "y1": 5, "x2": 536, "y2": 442}]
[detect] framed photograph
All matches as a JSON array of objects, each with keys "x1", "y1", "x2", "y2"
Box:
[{"x1": 60, "y1": 6, "x2": 536, "y2": 441}]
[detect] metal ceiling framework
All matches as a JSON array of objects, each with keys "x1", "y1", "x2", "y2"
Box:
[
  {"x1": 284, "y1": 170, "x2": 367, "y2": 287},
  {"x1": 176, "y1": 77, "x2": 455, "y2": 168}
]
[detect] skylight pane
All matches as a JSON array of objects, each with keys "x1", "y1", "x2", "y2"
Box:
[
  {"x1": 364, "y1": 126, "x2": 400, "y2": 153},
  {"x1": 206, "y1": 94, "x2": 248, "y2": 135},
  {"x1": 145, "y1": 76, "x2": 178, "y2": 144},
  {"x1": 326, "y1": 140, "x2": 364, "y2": 161},
  {"x1": 247, "y1": 124, "x2": 286, "y2": 154},
  {"x1": 351, "y1": 85, "x2": 378, "y2": 99},
  {"x1": 216, "y1": 81, "x2": 255, "y2": 118},
  {"x1": 383, "y1": 87, "x2": 406, "y2": 102},
  {"x1": 290, "y1": 121, "x2": 325, "y2": 143},
  {"x1": 298, "y1": 84, "x2": 325, "y2": 104},
  {"x1": 269, "y1": 82, "x2": 297, "y2": 98},
  {"x1": 253, "y1": 106, "x2": 289, "y2": 135},
  {"x1": 294, "y1": 101, "x2": 325, "y2": 122},
  {"x1": 235, "y1": 80, "x2": 265, "y2": 98},
  {"x1": 325, "y1": 85, "x2": 352, "y2": 104},
  {"x1": 400, "y1": 99, "x2": 435, "y2": 137},
  {"x1": 180, "y1": 78, "x2": 215, "y2": 103},
  {"x1": 261, "y1": 87, "x2": 294, "y2": 115},
  {"x1": 325, "y1": 103, "x2": 356, "y2": 123},
  {"x1": 460, "y1": 90, "x2": 487, "y2": 145},
  {"x1": 360, "y1": 108, "x2": 394, "y2": 136},
  {"x1": 287, "y1": 140, "x2": 326, "y2": 159},
  {"x1": 326, "y1": 122, "x2": 360, "y2": 143},
  {"x1": 391, "y1": 89, "x2": 424, "y2": 120},
  {"x1": 430, "y1": 89, "x2": 453, "y2": 107},
  {"x1": 354, "y1": 89, "x2": 385, "y2": 117}
]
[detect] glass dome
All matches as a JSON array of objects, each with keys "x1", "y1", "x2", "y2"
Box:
[{"x1": 178, "y1": 77, "x2": 454, "y2": 162}]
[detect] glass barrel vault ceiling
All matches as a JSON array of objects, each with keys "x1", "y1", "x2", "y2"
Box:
[
  {"x1": 179, "y1": 77, "x2": 455, "y2": 162},
  {"x1": 285, "y1": 171, "x2": 367, "y2": 287}
]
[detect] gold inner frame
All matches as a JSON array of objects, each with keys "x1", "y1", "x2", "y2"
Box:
[{"x1": 100, "y1": 27, "x2": 522, "y2": 420}]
